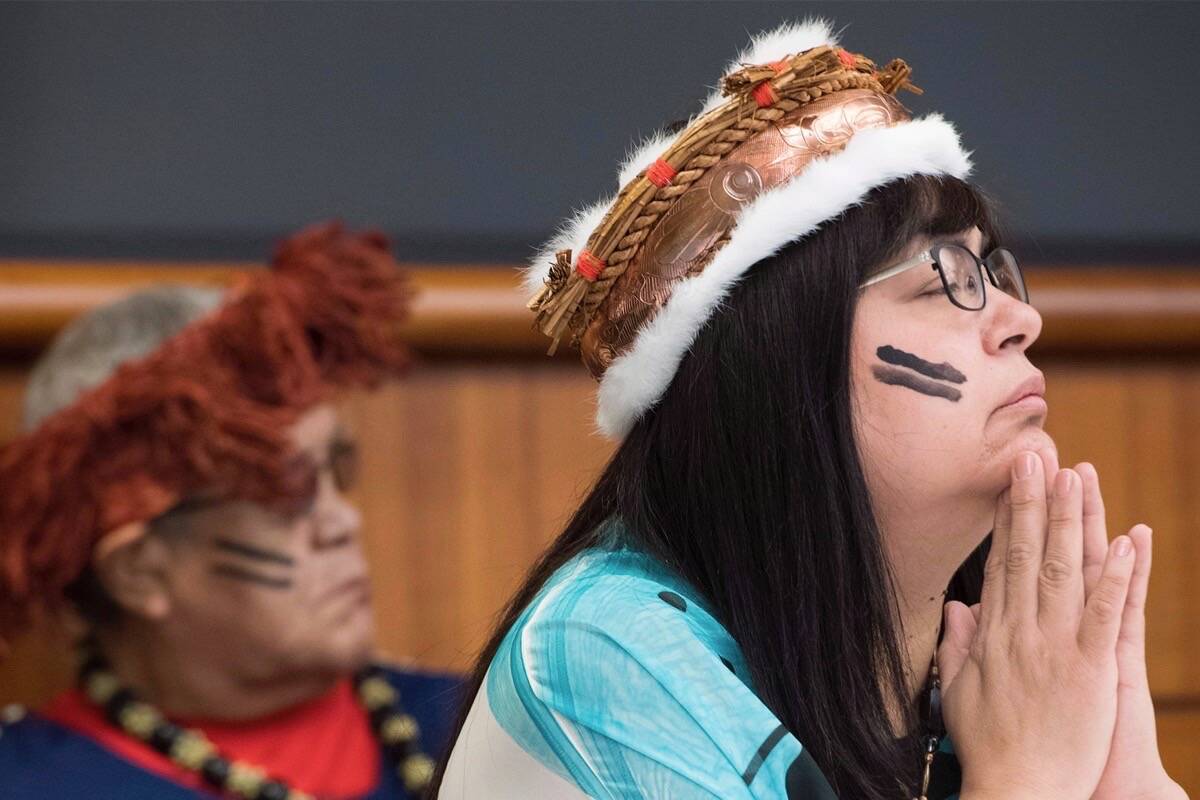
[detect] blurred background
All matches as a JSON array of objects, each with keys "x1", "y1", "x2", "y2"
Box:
[
  {"x1": 2, "y1": 0, "x2": 1198, "y2": 262},
  {"x1": 1, "y1": 0, "x2": 1198, "y2": 791}
]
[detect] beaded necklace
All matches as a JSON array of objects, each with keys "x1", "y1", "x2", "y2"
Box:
[
  {"x1": 914, "y1": 660, "x2": 945, "y2": 800},
  {"x1": 79, "y1": 651, "x2": 434, "y2": 800}
]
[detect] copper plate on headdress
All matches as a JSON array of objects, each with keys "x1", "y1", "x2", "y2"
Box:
[{"x1": 579, "y1": 88, "x2": 910, "y2": 379}]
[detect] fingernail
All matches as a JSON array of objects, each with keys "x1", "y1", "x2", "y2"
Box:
[
  {"x1": 1114, "y1": 537, "x2": 1132, "y2": 557},
  {"x1": 1054, "y1": 469, "x2": 1075, "y2": 498},
  {"x1": 1018, "y1": 452, "x2": 1037, "y2": 479}
]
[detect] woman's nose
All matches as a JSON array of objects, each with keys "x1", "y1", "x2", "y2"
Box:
[{"x1": 984, "y1": 289, "x2": 1043, "y2": 354}]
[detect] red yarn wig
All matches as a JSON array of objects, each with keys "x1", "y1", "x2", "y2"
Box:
[{"x1": 0, "y1": 222, "x2": 413, "y2": 652}]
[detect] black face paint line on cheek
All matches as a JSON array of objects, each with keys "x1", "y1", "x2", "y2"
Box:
[
  {"x1": 876, "y1": 345, "x2": 967, "y2": 385},
  {"x1": 212, "y1": 537, "x2": 295, "y2": 567},
  {"x1": 209, "y1": 563, "x2": 293, "y2": 590},
  {"x1": 871, "y1": 365, "x2": 963, "y2": 402}
]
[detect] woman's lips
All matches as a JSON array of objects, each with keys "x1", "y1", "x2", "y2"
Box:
[
  {"x1": 995, "y1": 372, "x2": 1047, "y2": 415},
  {"x1": 996, "y1": 393, "x2": 1049, "y2": 414}
]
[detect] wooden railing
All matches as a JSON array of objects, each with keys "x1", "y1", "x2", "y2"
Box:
[{"x1": 2, "y1": 261, "x2": 1199, "y2": 355}]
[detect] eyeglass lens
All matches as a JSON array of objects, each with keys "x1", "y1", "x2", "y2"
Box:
[
  {"x1": 934, "y1": 245, "x2": 986, "y2": 310},
  {"x1": 934, "y1": 244, "x2": 1028, "y2": 309},
  {"x1": 984, "y1": 248, "x2": 1029, "y2": 303}
]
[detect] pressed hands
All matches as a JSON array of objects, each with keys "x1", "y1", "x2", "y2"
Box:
[{"x1": 938, "y1": 447, "x2": 1187, "y2": 800}]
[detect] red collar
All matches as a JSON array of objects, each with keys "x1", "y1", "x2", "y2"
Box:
[{"x1": 41, "y1": 679, "x2": 381, "y2": 798}]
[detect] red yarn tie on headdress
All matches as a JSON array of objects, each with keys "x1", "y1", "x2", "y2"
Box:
[
  {"x1": 752, "y1": 81, "x2": 779, "y2": 108},
  {"x1": 575, "y1": 250, "x2": 606, "y2": 282},
  {"x1": 646, "y1": 158, "x2": 677, "y2": 188}
]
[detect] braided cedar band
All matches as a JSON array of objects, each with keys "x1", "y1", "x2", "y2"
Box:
[{"x1": 528, "y1": 45, "x2": 919, "y2": 364}]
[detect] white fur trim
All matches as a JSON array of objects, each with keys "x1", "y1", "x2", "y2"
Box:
[
  {"x1": 522, "y1": 199, "x2": 610, "y2": 295},
  {"x1": 595, "y1": 114, "x2": 973, "y2": 438},
  {"x1": 617, "y1": 129, "x2": 678, "y2": 189}
]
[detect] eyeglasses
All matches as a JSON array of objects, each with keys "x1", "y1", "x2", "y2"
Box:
[{"x1": 860, "y1": 243, "x2": 1029, "y2": 311}]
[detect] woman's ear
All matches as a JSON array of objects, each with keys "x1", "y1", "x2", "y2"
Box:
[{"x1": 91, "y1": 522, "x2": 173, "y2": 621}]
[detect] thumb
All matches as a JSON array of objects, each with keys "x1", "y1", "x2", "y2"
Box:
[{"x1": 937, "y1": 601, "x2": 978, "y2": 688}]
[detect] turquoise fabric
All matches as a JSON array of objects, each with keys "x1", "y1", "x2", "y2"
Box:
[{"x1": 482, "y1": 530, "x2": 962, "y2": 799}]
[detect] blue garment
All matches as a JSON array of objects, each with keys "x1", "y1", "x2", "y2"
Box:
[
  {"x1": 0, "y1": 666, "x2": 462, "y2": 800},
  {"x1": 443, "y1": 534, "x2": 961, "y2": 799}
]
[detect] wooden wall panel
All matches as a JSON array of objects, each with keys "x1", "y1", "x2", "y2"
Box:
[
  {"x1": 1042, "y1": 361, "x2": 1200, "y2": 698},
  {"x1": 337, "y1": 365, "x2": 613, "y2": 672},
  {"x1": 1159, "y1": 709, "x2": 1200, "y2": 796},
  {"x1": 0, "y1": 368, "x2": 75, "y2": 705}
]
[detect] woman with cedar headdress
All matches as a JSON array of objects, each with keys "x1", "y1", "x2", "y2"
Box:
[{"x1": 434, "y1": 21, "x2": 1184, "y2": 800}]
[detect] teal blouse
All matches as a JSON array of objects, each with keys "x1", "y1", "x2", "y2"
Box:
[{"x1": 444, "y1": 525, "x2": 962, "y2": 798}]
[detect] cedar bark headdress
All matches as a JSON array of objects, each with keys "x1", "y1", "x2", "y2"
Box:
[
  {"x1": 0, "y1": 222, "x2": 412, "y2": 651},
  {"x1": 525, "y1": 19, "x2": 973, "y2": 437}
]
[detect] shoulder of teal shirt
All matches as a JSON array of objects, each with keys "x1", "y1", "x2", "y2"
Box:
[{"x1": 482, "y1": 518, "x2": 837, "y2": 799}]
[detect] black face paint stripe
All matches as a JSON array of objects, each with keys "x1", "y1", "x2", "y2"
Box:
[
  {"x1": 209, "y1": 563, "x2": 293, "y2": 590},
  {"x1": 876, "y1": 345, "x2": 967, "y2": 384},
  {"x1": 213, "y1": 538, "x2": 295, "y2": 567},
  {"x1": 872, "y1": 365, "x2": 963, "y2": 402}
]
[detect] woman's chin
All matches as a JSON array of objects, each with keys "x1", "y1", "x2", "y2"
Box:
[
  {"x1": 970, "y1": 427, "x2": 1058, "y2": 497},
  {"x1": 1016, "y1": 426, "x2": 1055, "y2": 454},
  {"x1": 988, "y1": 425, "x2": 1055, "y2": 466}
]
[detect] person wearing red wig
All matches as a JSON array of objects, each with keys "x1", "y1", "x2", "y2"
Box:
[{"x1": 0, "y1": 223, "x2": 458, "y2": 800}]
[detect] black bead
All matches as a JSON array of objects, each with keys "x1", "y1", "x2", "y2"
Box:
[
  {"x1": 103, "y1": 688, "x2": 136, "y2": 723},
  {"x1": 149, "y1": 721, "x2": 183, "y2": 754},
  {"x1": 200, "y1": 755, "x2": 232, "y2": 787},
  {"x1": 369, "y1": 705, "x2": 395, "y2": 731},
  {"x1": 657, "y1": 591, "x2": 687, "y2": 612},
  {"x1": 384, "y1": 741, "x2": 415, "y2": 764},
  {"x1": 256, "y1": 780, "x2": 289, "y2": 800},
  {"x1": 354, "y1": 664, "x2": 383, "y2": 687},
  {"x1": 78, "y1": 654, "x2": 107, "y2": 680},
  {"x1": 928, "y1": 682, "x2": 945, "y2": 738}
]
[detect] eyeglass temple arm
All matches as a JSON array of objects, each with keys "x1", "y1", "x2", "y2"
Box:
[{"x1": 860, "y1": 250, "x2": 934, "y2": 288}]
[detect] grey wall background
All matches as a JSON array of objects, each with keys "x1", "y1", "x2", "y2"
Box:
[{"x1": 1, "y1": 1, "x2": 1197, "y2": 265}]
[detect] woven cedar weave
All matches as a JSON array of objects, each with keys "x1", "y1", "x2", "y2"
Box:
[
  {"x1": 528, "y1": 45, "x2": 919, "y2": 354},
  {"x1": 0, "y1": 222, "x2": 412, "y2": 653}
]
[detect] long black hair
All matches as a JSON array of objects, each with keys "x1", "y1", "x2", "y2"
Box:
[{"x1": 432, "y1": 175, "x2": 999, "y2": 799}]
